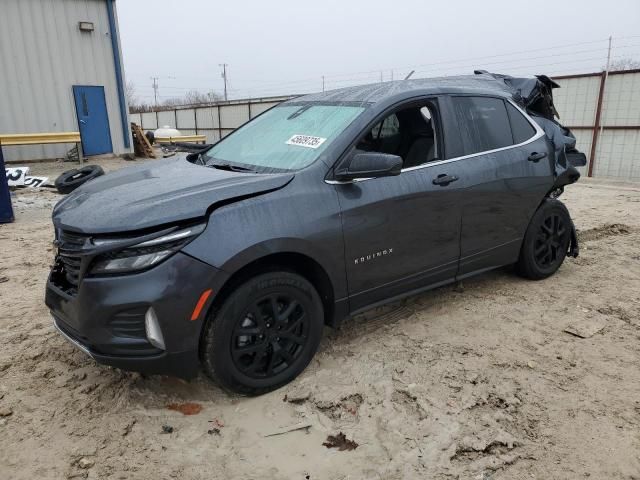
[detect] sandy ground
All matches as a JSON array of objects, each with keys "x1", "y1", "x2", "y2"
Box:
[{"x1": 1, "y1": 158, "x2": 639, "y2": 480}]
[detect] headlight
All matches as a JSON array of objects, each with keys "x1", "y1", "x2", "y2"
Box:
[{"x1": 90, "y1": 223, "x2": 205, "y2": 275}]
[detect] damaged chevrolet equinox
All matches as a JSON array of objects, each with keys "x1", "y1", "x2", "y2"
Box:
[{"x1": 47, "y1": 72, "x2": 586, "y2": 395}]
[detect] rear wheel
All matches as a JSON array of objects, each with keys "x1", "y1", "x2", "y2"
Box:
[
  {"x1": 517, "y1": 199, "x2": 572, "y2": 280},
  {"x1": 200, "y1": 272, "x2": 324, "y2": 395}
]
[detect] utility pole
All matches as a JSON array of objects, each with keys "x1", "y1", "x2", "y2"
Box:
[
  {"x1": 219, "y1": 63, "x2": 228, "y2": 101},
  {"x1": 391, "y1": 69, "x2": 394, "y2": 81},
  {"x1": 322, "y1": 75, "x2": 325, "y2": 92},
  {"x1": 380, "y1": 71, "x2": 383, "y2": 82},
  {"x1": 595, "y1": 35, "x2": 613, "y2": 169},
  {"x1": 151, "y1": 76, "x2": 159, "y2": 107}
]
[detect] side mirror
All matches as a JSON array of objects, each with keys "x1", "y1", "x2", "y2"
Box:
[{"x1": 335, "y1": 153, "x2": 403, "y2": 181}]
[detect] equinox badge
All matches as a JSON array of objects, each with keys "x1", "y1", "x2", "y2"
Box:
[{"x1": 354, "y1": 248, "x2": 393, "y2": 265}]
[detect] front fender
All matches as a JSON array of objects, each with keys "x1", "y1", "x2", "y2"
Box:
[{"x1": 181, "y1": 180, "x2": 348, "y2": 302}]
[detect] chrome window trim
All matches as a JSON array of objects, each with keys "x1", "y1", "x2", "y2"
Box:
[{"x1": 325, "y1": 98, "x2": 544, "y2": 185}]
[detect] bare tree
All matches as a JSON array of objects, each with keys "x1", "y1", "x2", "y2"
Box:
[
  {"x1": 604, "y1": 57, "x2": 640, "y2": 71},
  {"x1": 125, "y1": 80, "x2": 138, "y2": 107}
]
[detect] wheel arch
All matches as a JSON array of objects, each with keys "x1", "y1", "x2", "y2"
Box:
[{"x1": 207, "y1": 250, "x2": 338, "y2": 329}]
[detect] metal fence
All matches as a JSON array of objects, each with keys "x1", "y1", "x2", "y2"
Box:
[
  {"x1": 131, "y1": 69, "x2": 640, "y2": 180},
  {"x1": 552, "y1": 69, "x2": 640, "y2": 179},
  {"x1": 129, "y1": 95, "x2": 295, "y2": 145}
]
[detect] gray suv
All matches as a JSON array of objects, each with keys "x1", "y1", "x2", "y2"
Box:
[{"x1": 46, "y1": 72, "x2": 585, "y2": 394}]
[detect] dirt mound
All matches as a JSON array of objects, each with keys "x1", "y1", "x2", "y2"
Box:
[{"x1": 578, "y1": 223, "x2": 632, "y2": 242}]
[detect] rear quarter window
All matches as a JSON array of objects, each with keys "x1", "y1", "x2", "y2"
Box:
[
  {"x1": 452, "y1": 96, "x2": 513, "y2": 155},
  {"x1": 506, "y1": 102, "x2": 537, "y2": 144}
]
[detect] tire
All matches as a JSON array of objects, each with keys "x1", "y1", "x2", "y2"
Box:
[
  {"x1": 55, "y1": 165, "x2": 105, "y2": 194},
  {"x1": 516, "y1": 198, "x2": 572, "y2": 280},
  {"x1": 200, "y1": 272, "x2": 324, "y2": 395}
]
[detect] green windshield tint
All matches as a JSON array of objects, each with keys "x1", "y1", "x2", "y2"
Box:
[{"x1": 203, "y1": 104, "x2": 365, "y2": 171}]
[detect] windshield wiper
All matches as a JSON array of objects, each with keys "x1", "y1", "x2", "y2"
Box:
[{"x1": 208, "y1": 162, "x2": 256, "y2": 173}]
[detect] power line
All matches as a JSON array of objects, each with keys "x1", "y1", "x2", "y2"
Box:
[{"x1": 130, "y1": 37, "x2": 640, "y2": 101}]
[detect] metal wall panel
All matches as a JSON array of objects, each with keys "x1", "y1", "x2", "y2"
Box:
[
  {"x1": 249, "y1": 102, "x2": 280, "y2": 118},
  {"x1": 593, "y1": 130, "x2": 640, "y2": 179},
  {"x1": 195, "y1": 107, "x2": 220, "y2": 129},
  {"x1": 220, "y1": 104, "x2": 250, "y2": 129},
  {"x1": 600, "y1": 72, "x2": 640, "y2": 126},
  {"x1": 130, "y1": 113, "x2": 143, "y2": 126},
  {"x1": 141, "y1": 112, "x2": 157, "y2": 130},
  {"x1": 157, "y1": 111, "x2": 175, "y2": 128},
  {"x1": 203, "y1": 130, "x2": 221, "y2": 144},
  {"x1": 176, "y1": 109, "x2": 196, "y2": 130},
  {"x1": 571, "y1": 129, "x2": 593, "y2": 176},
  {"x1": 554, "y1": 76, "x2": 601, "y2": 126},
  {"x1": 0, "y1": 0, "x2": 130, "y2": 161}
]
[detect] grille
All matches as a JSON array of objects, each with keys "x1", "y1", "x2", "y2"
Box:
[{"x1": 54, "y1": 230, "x2": 90, "y2": 290}]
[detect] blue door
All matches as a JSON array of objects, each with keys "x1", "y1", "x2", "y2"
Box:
[{"x1": 73, "y1": 86, "x2": 113, "y2": 156}]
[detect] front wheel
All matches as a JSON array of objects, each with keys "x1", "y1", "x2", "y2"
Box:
[
  {"x1": 200, "y1": 272, "x2": 324, "y2": 395},
  {"x1": 516, "y1": 199, "x2": 573, "y2": 280}
]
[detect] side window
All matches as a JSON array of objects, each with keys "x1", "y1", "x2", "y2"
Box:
[
  {"x1": 355, "y1": 102, "x2": 439, "y2": 168},
  {"x1": 452, "y1": 96, "x2": 513, "y2": 155},
  {"x1": 377, "y1": 114, "x2": 400, "y2": 138},
  {"x1": 506, "y1": 102, "x2": 536, "y2": 144}
]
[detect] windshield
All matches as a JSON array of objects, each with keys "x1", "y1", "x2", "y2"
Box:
[{"x1": 201, "y1": 103, "x2": 365, "y2": 172}]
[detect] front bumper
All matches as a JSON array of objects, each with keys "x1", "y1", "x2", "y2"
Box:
[{"x1": 46, "y1": 251, "x2": 229, "y2": 378}]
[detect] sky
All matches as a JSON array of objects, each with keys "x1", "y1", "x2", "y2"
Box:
[{"x1": 117, "y1": 0, "x2": 640, "y2": 104}]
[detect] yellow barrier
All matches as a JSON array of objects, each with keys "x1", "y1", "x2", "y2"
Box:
[
  {"x1": 155, "y1": 135, "x2": 207, "y2": 144},
  {"x1": 0, "y1": 132, "x2": 83, "y2": 164},
  {"x1": 0, "y1": 132, "x2": 81, "y2": 146}
]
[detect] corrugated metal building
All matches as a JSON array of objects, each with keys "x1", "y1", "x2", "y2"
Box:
[{"x1": 0, "y1": 0, "x2": 131, "y2": 161}]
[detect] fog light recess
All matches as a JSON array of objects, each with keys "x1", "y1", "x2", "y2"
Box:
[{"x1": 145, "y1": 307, "x2": 165, "y2": 350}]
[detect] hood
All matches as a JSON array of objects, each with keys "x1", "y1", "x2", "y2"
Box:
[{"x1": 53, "y1": 157, "x2": 294, "y2": 234}]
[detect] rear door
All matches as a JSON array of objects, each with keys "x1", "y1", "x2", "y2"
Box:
[
  {"x1": 446, "y1": 95, "x2": 553, "y2": 277},
  {"x1": 72, "y1": 86, "x2": 113, "y2": 156}
]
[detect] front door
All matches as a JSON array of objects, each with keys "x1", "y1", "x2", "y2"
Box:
[
  {"x1": 72, "y1": 86, "x2": 113, "y2": 156},
  {"x1": 334, "y1": 101, "x2": 464, "y2": 312}
]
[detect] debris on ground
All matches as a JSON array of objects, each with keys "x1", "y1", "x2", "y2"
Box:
[
  {"x1": 0, "y1": 407, "x2": 13, "y2": 417},
  {"x1": 207, "y1": 428, "x2": 220, "y2": 436},
  {"x1": 161, "y1": 425, "x2": 174, "y2": 434},
  {"x1": 322, "y1": 432, "x2": 358, "y2": 451},
  {"x1": 264, "y1": 423, "x2": 312, "y2": 437},
  {"x1": 166, "y1": 402, "x2": 203, "y2": 415},
  {"x1": 564, "y1": 317, "x2": 608, "y2": 338},
  {"x1": 122, "y1": 419, "x2": 136, "y2": 437},
  {"x1": 77, "y1": 458, "x2": 94, "y2": 469},
  {"x1": 208, "y1": 418, "x2": 224, "y2": 428}
]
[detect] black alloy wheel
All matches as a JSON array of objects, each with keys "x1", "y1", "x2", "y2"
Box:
[
  {"x1": 231, "y1": 293, "x2": 308, "y2": 378},
  {"x1": 516, "y1": 198, "x2": 572, "y2": 280},
  {"x1": 200, "y1": 271, "x2": 324, "y2": 395},
  {"x1": 533, "y1": 213, "x2": 567, "y2": 269}
]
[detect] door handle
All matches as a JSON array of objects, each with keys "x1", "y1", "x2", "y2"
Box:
[
  {"x1": 79, "y1": 120, "x2": 86, "y2": 124},
  {"x1": 432, "y1": 174, "x2": 459, "y2": 186},
  {"x1": 528, "y1": 151, "x2": 547, "y2": 162}
]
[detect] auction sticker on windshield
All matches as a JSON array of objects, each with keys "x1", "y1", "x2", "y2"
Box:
[{"x1": 286, "y1": 134, "x2": 327, "y2": 149}]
